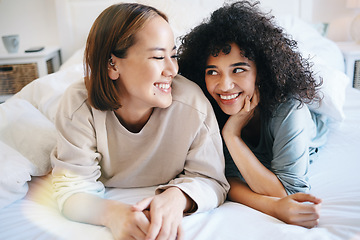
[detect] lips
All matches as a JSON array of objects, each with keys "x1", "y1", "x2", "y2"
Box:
[
  {"x1": 154, "y1": 82, "x2": 171, "y2": 93},
  {"x1": 219, "y1": 93, "x2": 240, "y2": 100},
  {"x1": 218, "y1": 92, "x2": 240, "y2": 105}
]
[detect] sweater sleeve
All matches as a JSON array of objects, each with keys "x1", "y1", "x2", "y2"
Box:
[
  {"x1": 270, "y1": 102, "x2": 315, "y2": 195},
  {"x1": 156, "y1": 101, "x2": 230, "y2": 213},
  {"x1": 51, "y1": 85, "x2": 104, "y2": 212}
]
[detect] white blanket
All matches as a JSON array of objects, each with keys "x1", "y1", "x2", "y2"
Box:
[{"x1": 0, "y1": 86, "x2": 360, "y2": 239}]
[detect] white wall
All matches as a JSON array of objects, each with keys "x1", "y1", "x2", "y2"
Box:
[
  {"x1": 303, "y1": 0, "x2": 352, "y2": 23},
  {"x1": 0, "y1": 0, "x2": 356, "y2": 63},
  {"x1": 0, "y1": 0, "x2": 58, "y2": 54},
  {"x1": 307, "y1": 0, "x2": 357, "y2": 42}
]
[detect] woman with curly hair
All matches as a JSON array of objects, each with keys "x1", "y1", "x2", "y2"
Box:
[{"x1": 178, "y1": 1, "x2": 328, "y2": 228}]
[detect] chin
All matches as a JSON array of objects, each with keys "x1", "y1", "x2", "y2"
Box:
[
  {"x1": 220, "y1": 105, "x2": 240, "y2": 116},
  {"x1": 157, "y1": 96, "x2": 172, "y2": 109}
]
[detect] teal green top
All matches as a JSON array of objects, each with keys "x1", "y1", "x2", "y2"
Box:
[{"x1": 225, "y1": 100, "x2": 329, "y2": 194}]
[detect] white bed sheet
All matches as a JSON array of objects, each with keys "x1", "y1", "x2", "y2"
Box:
[{"x1": 0, "y1": 82, "x2": 359, "y2": 240}]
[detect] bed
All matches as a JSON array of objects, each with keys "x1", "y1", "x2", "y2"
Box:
[{"x1": 0, "y1": 0, "x2": 359, "y2": 239}]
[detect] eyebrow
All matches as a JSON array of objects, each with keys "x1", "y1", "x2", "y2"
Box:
[{"x1": 205, "y1": 62, "x2": 251, "y2": 69}]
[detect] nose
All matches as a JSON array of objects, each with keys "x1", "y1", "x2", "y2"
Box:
[
  {"x1": 218, "y1": 74, "x2": 234, "y2": 91},
  {"x1": 163, "y1": 57, "x2": 178, "y2": 78}
]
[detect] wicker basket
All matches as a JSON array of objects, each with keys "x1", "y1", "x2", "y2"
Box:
[
  {"x1": 0, "y1": 63, "x2": 38, "y2": 95},
  {"x1": 46, "y1": 58, "x2": 55, "y2": 74}
]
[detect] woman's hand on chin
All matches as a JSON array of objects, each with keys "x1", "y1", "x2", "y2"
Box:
[{"x1": 222, "y1": 89, "x2": 259, "y2": 139}]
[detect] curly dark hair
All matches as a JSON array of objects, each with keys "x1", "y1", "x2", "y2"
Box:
[{"x1": 178, "y1": 1, "x2": 322, "y2": 126}]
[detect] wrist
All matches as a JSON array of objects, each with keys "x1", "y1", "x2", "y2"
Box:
[
  {"x1": 266, "y1": 197, "x2": 281, "y2": 219},
  {"x1": 223, "y1": 133, "x2": 245, "y2": 152},
  {"x1": 222, "y1": 125, "x2": 239, "y2": 139},
  {"x1": 167, "y1": 187, "x2": 197, "y2": 213},
  {"x1": 101, "y1": 199, "x2": 127, "y2": 227}
]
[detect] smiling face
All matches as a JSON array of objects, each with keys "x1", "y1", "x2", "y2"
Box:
[
  {"x1": 109, "y1": 16, "x2": 178, "y2": 112},
  {"x1": 205, "y1": 43, "x2": 257, "y2": 115}
]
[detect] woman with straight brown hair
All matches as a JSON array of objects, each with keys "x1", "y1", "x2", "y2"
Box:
[{"x1": 51, "y1": 3, "x2": 229, "y2": 240}]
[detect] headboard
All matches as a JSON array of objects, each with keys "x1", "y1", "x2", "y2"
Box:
[{"x1": 54, "y1": 0, "x2": 315, "y2": 62}]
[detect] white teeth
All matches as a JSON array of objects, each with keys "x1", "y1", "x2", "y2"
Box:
[
  {"x1": 220, "y1": 93, "x2": 239, "y2": 100},
  {"x1": 155, "y1": 83, "x2": 170, "y2": 89}
]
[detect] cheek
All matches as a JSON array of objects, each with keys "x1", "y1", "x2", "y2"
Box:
[
  {"x1": 242, "y1": 78, "x2": 256, "y2": 93},
  {"x1": 173, "y1": 60, "x2": 179, "y2": 72},
  {"x1": 205, "y1": 77, "x2": 213, "y2": 92}
]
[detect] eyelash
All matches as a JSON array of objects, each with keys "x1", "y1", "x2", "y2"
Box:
[
  {"x1": 206, "y1": 68, "x2": 245, "y2": 75},
  {"x1": 233, "y1": 68, "x2": 244, "y2": 73},
  {"x1": 152, "y1": 55, "x2": 178, "y2": 60},
  {"x1": 206, "y1": 70, "x2": 217, "y2": 76}
]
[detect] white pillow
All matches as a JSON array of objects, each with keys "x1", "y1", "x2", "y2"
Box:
[
  {"x1": 10, "y1": 64, "x2": 83, "y2": 122},
  {"x1": 276, "y1": 15, "x2": 350, "y2": 121},
  {"x1": 0, "y1": 140, "x2": 35, "y2": 209},
  {"x1": 305, "y1": 59, "x2": 349, "y2": 121},
  {"x1": 0, "y1": 99, "x2": 56, "y2": 176}
]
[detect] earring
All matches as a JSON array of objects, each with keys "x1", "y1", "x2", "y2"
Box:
[{"x1": 109, "y1": 56, "x2": 115, "y2": 67}]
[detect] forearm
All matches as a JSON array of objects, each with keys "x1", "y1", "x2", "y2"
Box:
[
  {"x1": 157, "y1": 175, "x2": 228, "y2": 214},
  {"x1": 228, "y1": 177, "x2": 322, "y2": 228},
  {"x1": 227, "y1": 178, "x2": 279, "y2": 218},
  {"x1": 62, "y1": 192, "x2": 123, "y2": 227},
  {"x1": 224, "y1": 135, "x2": 286, "y2": 197}
]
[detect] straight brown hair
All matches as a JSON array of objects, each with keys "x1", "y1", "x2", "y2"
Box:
[{"x1": 84, "y1": 3, "x2": 168, "y2": 111}]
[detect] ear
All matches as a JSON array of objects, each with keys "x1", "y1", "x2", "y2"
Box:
[{"x1": 108, "y1": 54, "x2": 120, "y2": 80}]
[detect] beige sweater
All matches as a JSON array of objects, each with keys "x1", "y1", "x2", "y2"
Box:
[{"x1": 51, "y1": 75, "x2": 229, "y2": 212}]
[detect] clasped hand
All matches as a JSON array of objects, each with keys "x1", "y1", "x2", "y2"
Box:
[{"x1": 108, "y1": 187, "x2": 186, "y2": 240}]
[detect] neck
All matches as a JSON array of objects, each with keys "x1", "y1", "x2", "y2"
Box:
[
  {"x1": 114, "y1": 107, "x2": 153, "y2": 133},
  {"x1": 241, "y1": 107, "x2": 261, "y2": 147}
]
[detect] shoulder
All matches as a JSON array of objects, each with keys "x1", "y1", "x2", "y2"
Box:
[
  {"x1": 171, "y1": 74, "x2": 212, "y2": 115},
  {"x1": 169, "y1": 75, "x2": 220, "y2": 132},
  {"x1": 57, "y1": 79, "x2": 92, "y2": 120},
  {"x1": 273, "y1": 100, "x2": 311, "y2": 120},
  {"x1": 269, "y1": 100, "x2": 312, "y2": 135}
]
